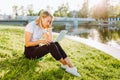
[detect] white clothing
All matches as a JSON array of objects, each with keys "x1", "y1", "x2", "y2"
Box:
[{"x1": 25, "y1": 21, "x2": 46, "y2": 41}]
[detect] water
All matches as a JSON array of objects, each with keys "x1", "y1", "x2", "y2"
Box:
[
  {"x1": 53, "y1": 25, "x2": 120, "y2": 49},
  {"x1": 74, "y1": 25, "x2": 120, "y2": 49}
]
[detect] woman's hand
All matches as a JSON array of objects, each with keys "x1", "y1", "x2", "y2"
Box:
[
  {"x1": 44, "y1": 39, "x2": 51, "y2": 45},
  {"x1": 42, "y1": 31, "x2": 52, "y2": 45}
]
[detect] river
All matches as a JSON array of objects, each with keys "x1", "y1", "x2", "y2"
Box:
[
  {"x1": 53, "y1": 25, "x2": 120, "y2": 50},
  {"x1": 74, "y1": 25, "x2": 120, "y2": 49}
]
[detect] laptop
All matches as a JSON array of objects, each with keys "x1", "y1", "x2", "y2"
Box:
[
  {"x1": 39, "y1": 30, "x2": 67, "y2": 46},
  {"x1": 54, "y1": 30, "x2": 68, "y2": 42}
]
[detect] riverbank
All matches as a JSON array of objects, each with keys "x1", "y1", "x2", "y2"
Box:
[
  {"x1": 65, "y1": 35, "x2": 120, "y2": 60},
  {"x1": 54, "y1": 31, "x2": 120, "y2": 60}
]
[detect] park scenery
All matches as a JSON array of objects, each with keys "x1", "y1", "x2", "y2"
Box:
[{"x1": 0, "y1": 0, "x2": 120, "y2": 80}]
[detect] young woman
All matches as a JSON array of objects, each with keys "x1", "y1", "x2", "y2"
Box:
[{"x1": 24, "y1": 11, "x2": 80, "y2": 77}]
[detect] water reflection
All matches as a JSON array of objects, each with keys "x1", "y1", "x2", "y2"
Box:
[
  {"x1": 53, "y1": 25, "x2": 120, "y2": 49},
  {"x1": 77, "y1": 26, "x2": 120, "y2": 49},
  {"x1": 97, "y1": 26, "x2": 119, "y2": 43}
]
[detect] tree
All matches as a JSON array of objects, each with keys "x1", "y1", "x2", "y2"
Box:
[
  {"x1": 12, "y1": 5, "x2": 18, "y2": 17},
  {"x1": 114, "y1": 4, "x2": 120, "y2": 17},
  {"x1": 27, "y1": 4, "x2": 34, "y2": 16},
  {"x1": 108, "y1": 1, "x2": 120, "y2": 18},
  {"x1": 78, "y1": 0, "x2": 88, "y2": 18},
  {"x1": 38, "y1": 9, "x2": 44, "y2": 16},
  {"x1": 53, "y1": 3, "x2": 69, "y2": 17},
  {"x1": 67, "y1": 11, "x2": 73, "y2": 17},
  {"x1": 67, "y1": 12, "x2": 73, "y2": 17},
  {"x1": 18, "y1": 6, "x2": 25, "y2": 16},
  {"x1": 67, "y1": 10, "x2": 78, "y2": 17},
  {"x1": 54, "y1": 11, "x2": 60, "y2": 17},
  {"x1": 91, "y1": 0, "x2": 109, "y2": 20}
]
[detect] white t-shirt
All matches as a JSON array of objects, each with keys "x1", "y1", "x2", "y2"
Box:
[{"x1": 25, "y1": 21, "x2": 46, "y2": 41}]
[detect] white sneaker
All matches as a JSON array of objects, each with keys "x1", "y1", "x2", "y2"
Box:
[
  {"x1": 66, "y1": 67, "x2": 80, "y2": 77},
  {"x1": 61, "y1": 64, "x2": 68, "y2": 69}
]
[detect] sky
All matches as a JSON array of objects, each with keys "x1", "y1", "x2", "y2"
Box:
[{"x1": 0, "y1": 0, "x2": 119, "y2": 15}]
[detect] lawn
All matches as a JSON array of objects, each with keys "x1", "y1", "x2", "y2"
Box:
[{"x1": 0, "y1": 25, "x2": 120, "y2": 80}]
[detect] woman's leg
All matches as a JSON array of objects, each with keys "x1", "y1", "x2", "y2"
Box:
[
  {"x1": 54, "y1": 42, "x2": 80, "y2": 77},
  {"x1": 31, "y1": 43, "x2": 62, "y2": 59},
  {"x1": 24, "y1": 43, "x2": 69, "y2": 66},
  {"x1": 54, "y1": 42, "x2": 74, "y2": 68},
  {"x1": 63, "y1": 57, "x2": 74, "y2": 68},
  {"x1": 28, "y1": 43, "x2": 67, "y2": 66},
  {"x1": 25, "y1": 42, "x2": 80, "y2": 77}
]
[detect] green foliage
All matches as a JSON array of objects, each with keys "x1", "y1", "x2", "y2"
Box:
[
  {"x1": 12, "y1": 5, "x2": 18, "y2": 16},
  {"x1": 0, "y1": 25, "x2": 120, "y2": 80},
  {"x1": 79, "y1": 1, "x2": 89, "y2": 18},
  {"x1": 108, "y1": 4, "x2": 120, "y2": 18},
  {"x1": 27, "y1": 4, "x2": 34, "y2": 16},
  {"x1": 54, "y1": 3, "x2": 69, "y2": 17},
  {"x1": 38, "y1": 9, "x2": 44, "y2": 16}
]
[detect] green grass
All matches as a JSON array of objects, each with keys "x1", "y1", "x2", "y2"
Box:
[{"x1": 0, "y1": 25, "x2": 120, "y2": 80}]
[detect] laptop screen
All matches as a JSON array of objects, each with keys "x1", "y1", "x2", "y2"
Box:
[{"x1": 54, "y1": 30, "x2": 68, "y2": 42}]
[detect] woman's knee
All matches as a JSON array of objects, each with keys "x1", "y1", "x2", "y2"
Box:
[
  {"x1": 54, "y1": 42, "x2": 59, "y2": 45},
  {"x1": 49, "y1": 42, "x2": 59, "y2": 49}
]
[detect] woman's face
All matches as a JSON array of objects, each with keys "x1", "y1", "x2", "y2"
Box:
[{"x1": 41, "y1": 16, "x2": 52, "y2": 29}]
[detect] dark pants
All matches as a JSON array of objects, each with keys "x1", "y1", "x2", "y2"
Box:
[{"x1": 24, "y1": 42, "x2": 67, "y2": 60}]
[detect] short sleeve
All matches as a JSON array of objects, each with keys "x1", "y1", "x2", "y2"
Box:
[{"x1": 25, "y1": 22, "x2": 34, "y2": 33}]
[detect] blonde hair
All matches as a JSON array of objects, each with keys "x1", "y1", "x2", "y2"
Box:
[{"x1": 36, "y1": 11, "x2": 53, "y2": 27}]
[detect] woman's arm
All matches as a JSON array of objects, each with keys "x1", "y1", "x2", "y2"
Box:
[
  {"x1": 41, "y1": 28, "x2": 53, "y2": 45},
  {"x1": 46, "y1": 28, "x2": 53, "y2": 41},
  {"x1": 25, "y1": 32, "x2": 45, "y2": 47}
]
